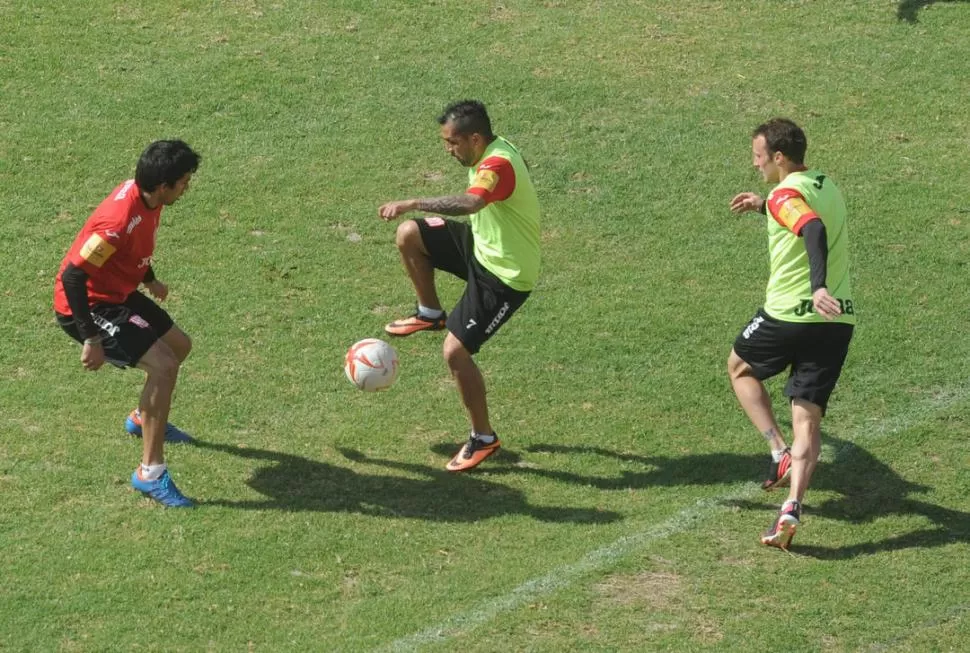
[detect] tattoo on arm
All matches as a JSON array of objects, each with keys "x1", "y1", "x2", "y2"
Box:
[{"x1": 416, "y1": 194, "x2": 482, "y2": 216}]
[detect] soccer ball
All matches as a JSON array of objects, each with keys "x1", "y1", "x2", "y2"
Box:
[{"x1": 344, "y1": 338, "x2": 399, "y2": 392}]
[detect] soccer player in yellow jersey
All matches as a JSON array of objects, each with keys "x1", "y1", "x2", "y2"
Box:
[
  {"x1": 379, "y1": 100, "x2": 540, "y2": 472},
  {"x1": 728, "y1": 119, "x2": 855, "y2": 549}
]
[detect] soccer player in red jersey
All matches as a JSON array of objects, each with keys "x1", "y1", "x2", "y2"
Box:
[{"x1": 53, "y1": 140, "x2": 201, "y2": 507}]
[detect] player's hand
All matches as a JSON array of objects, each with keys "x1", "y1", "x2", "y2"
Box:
[
  {"x1": 81, "y1": 340, "x2": 105, "y2": 371},
  {"x1": 729, "y1": 192, "x2": 765, "y2": 214},
  {"x1": 145, "y1": 280, "x2": 168, "y2": 301},
  {"x1": 378, "y1": 200, "x2": 417, "y2": 221},
  {"x1": 812, "y1": 288, "x2": 843, "y2": 320}
]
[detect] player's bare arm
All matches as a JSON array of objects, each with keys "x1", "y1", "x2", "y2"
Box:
[
  {"x1": 144, "y1": 280, "x2": 168, "y2": 301},
  {"x1": 379, "y1": 193, "x2": 485, "y2": 221},
  {"x1": 729, "y1": 192, "x2": 765, "y2": 214},
  {"x1": 417, "y1": 193, "x2": 485, "y2": 216},
  {"x1": 141, "y1": 266, "x2": 168, "y2": 301}
]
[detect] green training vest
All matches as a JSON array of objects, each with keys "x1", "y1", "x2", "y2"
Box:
[
  {"x1": 467, "y1": 137, "x2": 541, "y2": 292},
  {"x1": 764, "y1": 169, "x2": 856, "y2": 325}
]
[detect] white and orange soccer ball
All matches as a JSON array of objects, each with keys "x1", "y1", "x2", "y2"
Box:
[{"x1": 344, "y1": 338, "x2": 399, "y2": 392}]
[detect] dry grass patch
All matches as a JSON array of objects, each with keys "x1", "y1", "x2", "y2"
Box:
[{"x1": 595, "y1": 570, "x2": 681, "y2": 609}]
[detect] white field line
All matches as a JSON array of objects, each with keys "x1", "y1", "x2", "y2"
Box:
[
  {"x1": 380, "y1": 383, "x2": 970, "y2": 652},
  {"x1": 867, "y1": 603, "x2": 970, "y2": 652}
]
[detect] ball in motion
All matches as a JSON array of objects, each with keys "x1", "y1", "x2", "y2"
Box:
[{"x1": 344, "y1": 338, "x2": 399, "y2": 391}]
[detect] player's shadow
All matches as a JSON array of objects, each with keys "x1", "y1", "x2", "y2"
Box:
[
  {"x1": 192, "y1": 440, "x2": 619, "y2": 524},
  {"x1": 726, "y1": 432, "x2": 970, "y2": 558},
  {"x1": 480, "y1": 438, "x2": 970, "y2": 558},
  {"x1": 441, "y1": 442, "x2": 767, "y2": 489},
  {"x1": 897, "y1": 0, "x2": 969, "y2": 22}
]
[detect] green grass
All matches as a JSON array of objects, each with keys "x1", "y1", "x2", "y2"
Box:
[{"x1": 2, "y1": 0, "x2": 970, "y2": 650}]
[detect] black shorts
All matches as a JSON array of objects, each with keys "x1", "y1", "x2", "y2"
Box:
[
  {"x1": 415, "y1": 217, "x2": 530, "y2": 355},
  {"x1": 56, "y1": 291, "x2": 174, "y2": 368},
  {"x1": 733, "y1": 309, "x2": 853, "y2": 413}
]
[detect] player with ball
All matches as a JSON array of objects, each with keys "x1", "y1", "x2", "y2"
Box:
[{"x1": 378, "y1": 100, "x2": 540, "y2": 472}]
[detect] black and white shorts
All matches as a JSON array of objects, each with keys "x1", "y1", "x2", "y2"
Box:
[
  {"x1": 56, "y1": 290, "x2": 174, "y2": 368},
  {"x1": 733, "y1": 308, "x2": 853, "y2": 413},
  {"x1": 415, "y1": 217, "x2": 530, "y2": 355}
]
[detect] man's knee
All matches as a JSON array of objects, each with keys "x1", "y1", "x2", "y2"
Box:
[
  {"x1": 728, "y1": 349, "x2": 750, "y2": 379},
  {"x1": 443, "y1": 335, "x2": 472, "y2": 369},
  {"x1": 179, "y1": 332, "x2": 192, "y2": 360},
  {"x1": 791, "y1": 398, "x2": 823, "y2": 439},
  {"x1": 164, "y1": 328, "x2": 192, "y2": 363},
  {"x1": 395, "y1": 219, "x2": 421, "y2": 252},
  {"x1": 139, "y1": 341, "x2": 181, "y2": 383}
]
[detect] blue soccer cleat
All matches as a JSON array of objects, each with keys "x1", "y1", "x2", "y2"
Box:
[
  {"x1": 125, "y1": 410, "x2": 193, "y2": 443},
  {"x1": 131, "y1": 469, "x2": 194, "y2": 508}
]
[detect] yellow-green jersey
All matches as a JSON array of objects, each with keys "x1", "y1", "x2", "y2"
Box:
[
  {"x1": 763, "y1": 169, "x2": 855, "y2": 325},
  {"x1": 465, "y1": 137, "x2": 540, "y2": 292}
]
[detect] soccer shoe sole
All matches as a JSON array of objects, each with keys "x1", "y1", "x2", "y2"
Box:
[
  {"x1": 762, "y1": 468, "x2": 792, "y2": 491},
  {"x1": 762, "y1": 455, "x2": 793, "y2": 491},
  {"x1": 761, "y1": 517, "x2": 798, "y2": 550}
]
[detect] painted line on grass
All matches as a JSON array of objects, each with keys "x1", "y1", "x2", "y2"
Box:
[
  {"x1": 867, "y1": 603, "x2": 969, "y2": 652},
  {"x1": 380, "y1": 485, "x2": 755, "y2": 653},
  {"x1": 381, "y1": 382, "x2": 970, "y2": 652}
]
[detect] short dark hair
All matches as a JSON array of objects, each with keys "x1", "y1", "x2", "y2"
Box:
[
  {"x1": 753, "y1": 118, "x2": 807, "y2": 165},
  {"x1": 437, "y1": 100, "x2": 494, "y2": 139},
  {"x1": 135, "y1": 140, "x2": 201, "y2": 192}
]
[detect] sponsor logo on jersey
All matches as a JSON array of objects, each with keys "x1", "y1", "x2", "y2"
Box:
[
  {"x1": 115, "y1": 179, "x2": 135, "y2": 200},
  {"x1": 126, "y1": 215, "x2": 143, "y2": 234}
]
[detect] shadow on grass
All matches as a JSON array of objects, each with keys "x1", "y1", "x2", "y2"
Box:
[
  {"x1": 498, "y1": 437, "x2": 969, "y2": 558},
  {"x1": 442, "y1": 442, "x2": 767, "y2": 489},
  {"x1": 725, "y1": 433, "x2": 970, "y2": 558},
  {"x1": 191, "y1": 440, "x2": 620, "y2": 524},
  {"x1": 897, "y1": 0, "x2": 969, "y2": 22}
]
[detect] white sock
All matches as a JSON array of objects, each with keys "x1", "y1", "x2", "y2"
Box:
[
  {"x1": 139, "y1": 463, "x2": 167, "y2": 481},
  {"x1": 473, "y1": 431, "x2": 496, "y2": 444},
  {"x1": 771, "y1": 448, "x2": 787, "y2": 462},
  {"x1": 417, "y1": 304, "x2": 444, "y2": 319}
]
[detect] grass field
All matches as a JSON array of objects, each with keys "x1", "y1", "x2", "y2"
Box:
[{"x1": 2, "y1": 1, "x2": 969, "y2": 650}]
